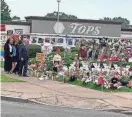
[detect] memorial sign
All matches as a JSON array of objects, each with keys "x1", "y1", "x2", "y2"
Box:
[{"x1": 36, "y1": 53, "x2": 45, "y2": 61}]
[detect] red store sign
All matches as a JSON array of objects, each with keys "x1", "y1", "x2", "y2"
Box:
[{"x1": 0, "y1": 24, "x2": 6, "y2": 31}]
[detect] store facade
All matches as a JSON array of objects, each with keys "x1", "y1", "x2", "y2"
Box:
[
  {"x1": 121, "y1": 29, "x2": 132, "y2": 37},
  {"x1": 25, "y1": 16, "x2": 122, "y2": 37},
  {"x1": 2, "y1": 17, "x2": 132, "y2": 38},
  {"x1": 0, "y1": 21, "x2": 30, "y2": 44}
]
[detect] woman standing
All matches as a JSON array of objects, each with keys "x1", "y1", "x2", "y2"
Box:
[
  {"x1": 4, "y1": 38, "x2": 13, "y2": 73},
  {"x1": 12, "y1": 40, "x2": 22, "y2": 74},
  {"x1": 10, "y1": 39, "x2": 18, "y2": 73}
]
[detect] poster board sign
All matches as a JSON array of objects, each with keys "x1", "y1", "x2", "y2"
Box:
[
  {"x1": 15, "y1": 29, "x2": 23, "y2": 34},
  {"x1": 36, "y1": 53, "x2": 45, "y2": 62},
  {"x1": 0, "y1": 24, "x2": 6, "y2": 31},
  {"x1": 7, "y1": 30, "x2": 13, "y2": 35}
]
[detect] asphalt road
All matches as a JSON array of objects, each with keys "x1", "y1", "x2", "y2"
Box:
[{"x1": 1, "y1": 101, "x2": 128, "y2": 117}]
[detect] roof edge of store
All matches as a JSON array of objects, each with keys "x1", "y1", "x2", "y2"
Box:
[
  {"x1": 1, "y1": 20, "x2": 31, "y2": 25},
  {"x1": 25, "y1": 16, "x2": 122, "y2": 25}
]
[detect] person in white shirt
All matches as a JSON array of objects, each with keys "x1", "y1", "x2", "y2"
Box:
[{"x1": 4, "y1": 38, "x2": 14, "y2": 73}]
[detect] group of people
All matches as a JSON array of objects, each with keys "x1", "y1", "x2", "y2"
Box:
[{"x1": 4, "y1": 36, "x2": 29, "y2": 77}]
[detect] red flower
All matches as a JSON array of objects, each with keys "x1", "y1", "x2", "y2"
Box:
[
  {"x1": 98, "y1": 56, "x2": 104, "y2": 61},
  {"x1": 74, "y1": 63, "x2": 78, "y2": 68},
  {"x1": 56, "y1": 48, "x2": 61, "y2": 54},
  {"x1": 121, "y1": 39, "x2": 124, "y2": 42},
  {"x1": 129, "y1": 68, "x2": 132, "y2": 72}
]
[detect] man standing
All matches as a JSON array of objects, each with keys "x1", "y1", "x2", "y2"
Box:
[{"x1": 19, "y1": 38, "x2": 29, "y2": 77}]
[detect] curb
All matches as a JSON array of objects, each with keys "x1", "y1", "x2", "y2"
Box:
[
  {"x1": 1, "y1": 95, "x2": 132, "y2": 115},
  {"x1": 0, "y1": 95, "x2": 125, "y2": 110},
  {"x1": 100, "y1": 109, "x2": 132, "y2": 116},
  {"x1": 1, "y1": 96, "x2": 39, "y2": 104},
  {"x1": 1, "y1": 95, "x2": 92, "y2": 110}
]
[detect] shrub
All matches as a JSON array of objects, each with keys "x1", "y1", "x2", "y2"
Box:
[
  {"x1": 28, "y1": 58, "x2": 36, "y2": 65},
  {"x1": 52, "y1": 71, "x2": 58, "y2": 76},
  {"x1": 47, "y1": 52, "x2": 56, "y2": 57},
  {"x1": 71, "y1": 47, "x2": 78, "y2": 52},
  {"x1": 45, "y1": 60, "x2": 52, "y2": 71},
  {"x1": 120, "y1": 76, "x2": 130, "y2": 83},
  {"x1": 27, "y1": 44, "x2": 41, "y2": 58}
]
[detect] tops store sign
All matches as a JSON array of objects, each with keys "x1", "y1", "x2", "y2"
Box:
[
  {"x1": 31, "y1": 20, "x2": 121, "y2": 37},
  {"x1": 53, "y1": 22, "x2": 101, "y2": 35},
  {"x1": 69, "y1": 23, "x2": 101, "y2": 35}
]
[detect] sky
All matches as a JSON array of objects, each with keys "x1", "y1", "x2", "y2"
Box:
[{"x1": 6, "y1": 0, "x2": 132, "y2": 24}]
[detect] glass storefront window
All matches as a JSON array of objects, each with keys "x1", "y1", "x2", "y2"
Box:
[
  {"x1": 58, "y1": 38, "x2": 63, "y2": 43},
  {"x1": 38, "y1": 38, "x2": 44, "y2": 43},
  {"x1": 51, "y1": 38, "x2": 55, "y2": 44},
  {"x1": 31, "y1": 37, "x2": 37, "y2": 43},
  {"x1": 68, "y1": 39, "x2": 73, "y2": 45},
  {"x1": 45, "y1": 38, "x2": 50, "y2": 43},
  {"x1": 51, "y1": 38, "x2": 55, "y2": 42}
]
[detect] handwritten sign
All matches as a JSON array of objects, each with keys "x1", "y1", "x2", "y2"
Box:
[{"x1": 36, "y1": 53, "x2": 45, "y2": 62}]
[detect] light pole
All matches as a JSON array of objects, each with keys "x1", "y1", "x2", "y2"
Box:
[
  {"x1": 56, "y1": 0, "x2": 61, "y2": 44},
  {"x1": 57, "y1": 0, "x2": 61, "y2": 23}
]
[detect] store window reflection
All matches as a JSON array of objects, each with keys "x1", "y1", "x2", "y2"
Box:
[
  {"x1": 31, "y1": 37, "x2": 37, "y2": 43},
  {"x1": 68, "y1": 39, "x2": 73, "y2": 45},
  {"x1": 45, "y1": 38, "x2": 50, "y2": 43},
  {"x1": 38, "y1": 38, "x2": 44, "y2": 43},
  {"x1": 58, "y1": 38, "x2": 63, "y2": 43}
]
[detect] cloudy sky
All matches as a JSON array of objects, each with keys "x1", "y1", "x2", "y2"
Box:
[{"x1": 6, "y1": 0, "x2": 132, "y2": 24}]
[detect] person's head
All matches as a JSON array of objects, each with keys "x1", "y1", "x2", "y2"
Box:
[
  {"x1": 23, "y1": 38, "x2": 29, "y2": 45},
  {"x1": 14, "y1": 38, "x2": 19, "y2": 45},
  {"x1": 6, "y1": 38, "x2": 10, "y2": 44},
  {"x1": 9, "y1": 38, "x2": 14, "y2": 45}
]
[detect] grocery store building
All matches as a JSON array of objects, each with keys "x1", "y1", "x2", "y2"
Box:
[{"x1": 1, "y1": 16, "x2": 132, "y2": 40}]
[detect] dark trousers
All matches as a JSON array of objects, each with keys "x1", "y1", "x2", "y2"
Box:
[
  {"x1": 4, "y1": 57, "x2": 12, "y2": 72},
  {"x1": 53, "y1": 67, "x2": 57, "y2": 72},
  {"x1": 19, "y1": 60, "x2": 28, "y2": 75},
  {"x1": 13, "y1": 60, "x2": 20, "y2": 73}
]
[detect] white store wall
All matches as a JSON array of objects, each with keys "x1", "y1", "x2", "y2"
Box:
[
  {"x1": 0, "y1": 24, "x2": 30, "y2": 44},
  {"x1": 121, "y1": 31, "x2": 132, "y2": 38},
  {"x1": 1, "y1": 24, "x2": 30, "y2": 34}
]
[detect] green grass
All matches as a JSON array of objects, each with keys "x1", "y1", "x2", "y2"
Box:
[
  {"x1": 56, "y1": 77, "x2": 132, "y2": 92},
  {"x1": 0, "y1": 61, "x2": 4, "y2": 68},
  {"x1": 0, "y1": 74, "x2": 24, "y2": 82}
]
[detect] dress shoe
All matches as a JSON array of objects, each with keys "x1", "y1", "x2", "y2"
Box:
[{"x1": 23, "y1": 75, "x2": 29, "y2": 77}]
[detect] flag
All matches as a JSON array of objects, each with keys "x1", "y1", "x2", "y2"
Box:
[{"x1": 56, "y1": 48, "x2": 61, "y2": 54}]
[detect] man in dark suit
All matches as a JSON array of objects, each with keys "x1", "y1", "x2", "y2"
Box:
[{"x1": 19, "y1": 38, "x2": 29, "y2": 77}]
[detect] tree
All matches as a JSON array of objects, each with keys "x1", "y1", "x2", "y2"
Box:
[
  {"x1": 45, "y1": 11, "x2": 78, "y2": 20},
  {"x1": 100, "y1": 17, "x2": 131, "y2": 29},
  {"x1": 12, "y1": 16, "x2": 21, "y2": 21},
  {"x1": 1, "y1": 0, "x2": 11, "y2": 21}
]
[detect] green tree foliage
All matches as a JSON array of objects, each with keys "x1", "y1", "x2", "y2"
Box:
[
  {"x1": 1, "y1": 0, "x2": 11, "y2": 21},
  {"x1": 100, "y1": 17, "x2": 131, "y2": 29},
  {"x1": 45, "y1": 11, "x2": 78, "y2": 20},
  {"x1": 12, "y1": 16, "x2": 21, "y2": 20}
]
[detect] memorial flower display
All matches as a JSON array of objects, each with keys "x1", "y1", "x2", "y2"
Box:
[{"x1": 26, "y1": 37, "x2": 132, "y2": 91}]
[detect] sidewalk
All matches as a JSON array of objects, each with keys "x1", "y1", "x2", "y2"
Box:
[{"x1": 1, "y1": 71, "x2": 132, "y2": 111}]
